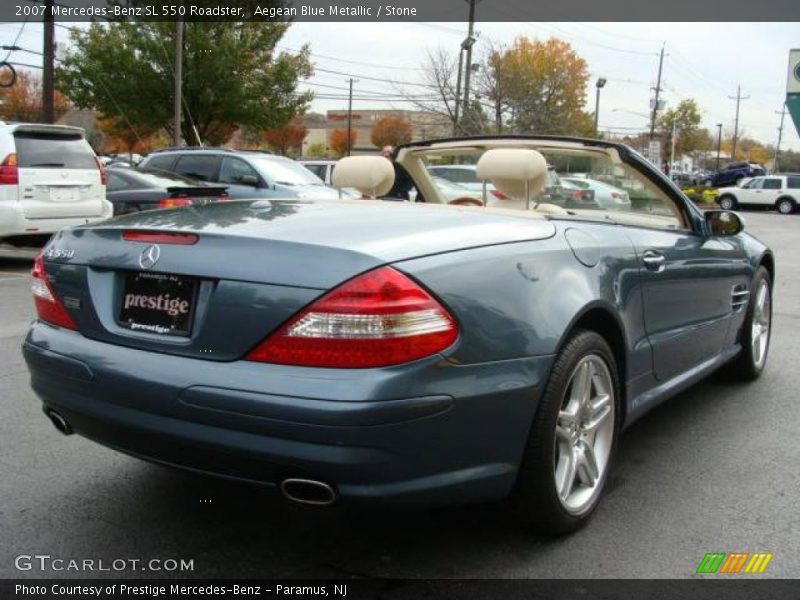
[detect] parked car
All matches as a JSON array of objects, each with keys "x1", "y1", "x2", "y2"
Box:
[
  {"x1": 0, "y1": 122, "x2": 112, "y2": 245},
  {"x1": 563, "y1": 177, "x2": 631, "y2": 210},
  {"x1": 139, "y1": 148, "x2": 339, "y2": 200},
  {"x1": 24, "y1": 136, "x2": 773, "y2": 534},
  {"x1": 106, "y1": 167, "x2": 229, "y2": 215},
  {"x1": 715, "y1": 174, "x2": 800, "y2": 214},
  {"x1": 705, "y1": 162, "x2": 765, "y2": 188},
  {"x1": 427, "y1": 164, "x2": 502, "y2": 199}
]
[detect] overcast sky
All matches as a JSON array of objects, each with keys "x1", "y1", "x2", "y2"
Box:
[
  {"x1": 3, "y1": 20, "x2": 797, "y2": 151},
  {"x1": 282, "y1": 22, "x2": 800, "y2": 151}
]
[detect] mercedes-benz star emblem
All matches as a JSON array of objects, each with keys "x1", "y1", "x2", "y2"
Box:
[{"x1": 138, "y1": 244, "x2": 161, "y2": 270}]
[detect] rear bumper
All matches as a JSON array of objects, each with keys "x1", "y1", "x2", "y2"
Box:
[
  {"x1": 23, "y1": 321, "x2": 553, "y2": 506},
  {"x1": 0, "y1": 201, "x2": 113, "y2": 239}
]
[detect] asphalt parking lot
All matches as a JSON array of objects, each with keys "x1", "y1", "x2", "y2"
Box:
[{"x1": 1, "y1": 211, "x2": 799, "y2": 580}]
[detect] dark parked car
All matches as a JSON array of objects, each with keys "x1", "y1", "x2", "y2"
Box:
[
  {"x1": 105, "y1": 168, "x2": 229, "y2": 215},
  {"x1": 706, "y1": 162, "x2": 765, "y2": 187},
  {"x1": 24, "y1": 136, "x2": 773, "y2": 534},
  {"x1": 139, "y1": 147, "x2": 339, "y2": 200}
]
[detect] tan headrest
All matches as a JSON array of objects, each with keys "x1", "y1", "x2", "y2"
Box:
[
  {"x1": 476, "y1": 148, "x2": 548, "y2": 200},
  {"x1": 332, "y1": 156, "x2": 395, "y2": 197}
]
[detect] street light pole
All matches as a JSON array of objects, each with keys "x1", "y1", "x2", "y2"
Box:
[
  {"x1": 453, "y1": 48, "x2": 464, "y2": 135},
  {"x1": 461, "y1": 0, "x2": 477, "y2": 131},
  {"x1": 594, "y1": 77, "x2": 607, "y2": 135},
  {"x1": 715, "y1": 123, "x2": 722, "y2": 171}
]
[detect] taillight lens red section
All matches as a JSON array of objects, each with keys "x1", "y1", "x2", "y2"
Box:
[
  {"x1": 245, "y1": 266, "x2": 458, "y2": 368},
  {"x1": 31, "y1": 252, "x2": 78, "y2": 330},
  {"x1": 94, "y1": 156, "x2": 106, "y2": 185},
  {"x1": 157, "y1": 197, "x2": 193, "y2": 209},
  {"x1": 122, "y1": 231, "x2": 198, "y2": 245},
  {"x1": 0, "y1": 153, "x2": 18, "y2": 185},
  {"x1": 490, "y1": 189, "x2": 508, "y2": 200}
]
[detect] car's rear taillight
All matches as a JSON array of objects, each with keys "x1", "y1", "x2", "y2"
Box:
[
  {"x1": 157, "y1": 197, "x2": 193, "y2": 209},
  {"x1": 0, "y1": 153, "x2": 18, "y2": 185},
  {"x1": 31, "y1": 252, "x2": 78, "y2": 330},
  {"x1": 490, "y1": 189, "x2": 508, "y2": 200},
  {"x1": 94, "y1": 156, "x2": 106, "y2": 185},
  {"x1": 245, "y1": 266, "x2": 458, "y2": 368}
]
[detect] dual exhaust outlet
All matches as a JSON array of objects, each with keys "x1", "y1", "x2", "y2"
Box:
[{"x1": 43, "y1": 408, "x2": 338, "y2": 506}]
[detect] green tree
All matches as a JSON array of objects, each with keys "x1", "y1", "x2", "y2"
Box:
[
  {"x1": 658, "y1": 99, "x2": 705, "y2": 157},
  {"x1": 56, "y1": 22, "x2": 312, "y2": 146}
]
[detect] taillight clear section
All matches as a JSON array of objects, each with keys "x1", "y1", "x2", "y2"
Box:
[
  {"x1": 246, "y1": 266, "x2": 458, "y2": 368},
  {"x1": 31, "y1": 252, "x2": 78, "y2": 330},
  {"x1": 0, "y1": 153, "x2": 18, "y2": 185}
]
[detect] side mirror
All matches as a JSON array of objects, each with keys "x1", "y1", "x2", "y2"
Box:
[
  {"x1": 238, "y1": 175, "x2": 260, "y2": 187},
  {"x1": 706, "y1": 210, "x2": 744, "y2": 236}
]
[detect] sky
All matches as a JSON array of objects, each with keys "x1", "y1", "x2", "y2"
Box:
[{"x1": 2, "y1": 20, "x2": 798, "y2": 151}]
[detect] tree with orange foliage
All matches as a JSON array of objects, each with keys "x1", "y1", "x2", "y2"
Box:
[
  {"x1": 483, "y1": 37, "x2": 590, "y2": 135},
  {"x1": 0, "y1": 70, "x2": 69, "y2": 122},
  {"x1": 97, "y1": 115, "x2": 158, "y2": 158},
  {"x1": 371, "y1": 116, "x2": 412, "y2": 148},
  {"x1": 262, "y1": 116, "x2": 307, "y2": 156},
  {"x1": 329, "y1": 128, "x2": 358, "y2": 157}
]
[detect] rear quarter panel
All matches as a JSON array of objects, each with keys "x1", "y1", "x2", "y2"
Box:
[{"x1": 396, "y1": 220, "x2": 649, "y2": 383}]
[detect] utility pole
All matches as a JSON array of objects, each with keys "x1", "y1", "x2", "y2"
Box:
[
  {"x1": 649, "y1": 44, "x2": 665, "y2": 140},
  {"x1": 728, "y1": 85, "x2": 749, "y2": 160},
  {"x1": 461, "y1": 0, "x2": 477, "y2": 133},
  {"x1": 669, "y1": 118, "x2": 678, "y2": 173},
  {"x1": 173, "y1": 20, "x2": 184, "y2": 147},
  {"x1": 715, "y1": 123, "x2": 723, "y2": 172},
  {"x1": 774, "y1": 103, "x2": 786, "y2": 173},
  {"x1": 42, "y1": 0, "x2": 55, "y2": 123},
  {"x1": 346, "y1": 78, "x2": 356, "y2": 156}
]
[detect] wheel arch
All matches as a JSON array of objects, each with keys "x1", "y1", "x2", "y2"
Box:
[
  {"x1": 759, "y1": 251, "x2": 775, "y2": 285},
  {"x1": 555, "y1": 303, "x2": 629, "y2": 426}
]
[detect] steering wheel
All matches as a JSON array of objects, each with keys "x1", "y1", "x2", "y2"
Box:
[{"x1": 448, "y1": 197, "x2": 484, "y2": 207}]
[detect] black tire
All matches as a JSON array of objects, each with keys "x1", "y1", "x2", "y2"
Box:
[
  {"x1": 723, "y1": 266, "x2": 772, "y2": 381},
  {"x1": 510, "y1": 329, "x2": 619, "y2": 535},
  {"x1": 718, "y1": 195, "x2": 737, "y2": 211},
  {"x1": 776, "y1": 198, "x2": 795, "y2": 215}
]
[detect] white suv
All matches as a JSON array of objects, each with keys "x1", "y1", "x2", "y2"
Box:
[
  {"x1": 0, "y1": 122, "x2": 112, "y2": 244},
  {"x1": 716, "y1": 174, "x2": 800, "y2": 215}
]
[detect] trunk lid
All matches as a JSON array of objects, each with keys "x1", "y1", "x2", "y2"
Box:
[{"x1": 44, "y1": 199, "x2": 555, "y2": 359}]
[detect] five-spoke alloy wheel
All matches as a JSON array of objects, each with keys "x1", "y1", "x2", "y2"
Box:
[{"x1": 512, "y1": 330, "x2": 619, "y2": 534}]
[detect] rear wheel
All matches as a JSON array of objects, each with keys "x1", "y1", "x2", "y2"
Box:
[
  {"x1": 776, "y1": 198, "x2": 795, "y2": 215},
  {"x1": 718, "y1": 195, "x2": 737, "y2": 210},
  {"x1": 511, "y1": 330, "x2": 618, "y2": 534},
  {"x1": 724, "y1": 266, "x2": 771, "y2": 380}
]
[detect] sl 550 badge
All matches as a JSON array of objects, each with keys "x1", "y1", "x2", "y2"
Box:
[{"x1": 44, "y1": 248, "x2": 74, "y2": 260}]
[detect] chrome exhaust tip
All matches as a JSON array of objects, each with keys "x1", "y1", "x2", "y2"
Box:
[
  {"x1": 45, "y1": 409, "x2": 73, "y2": 436},
  {"x1": 280, "y1": 478, "x2": 337, "y2": 506}
]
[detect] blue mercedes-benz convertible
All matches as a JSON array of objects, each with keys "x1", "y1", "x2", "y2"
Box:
[{"x1": 22, "y1": 136, "x2": 773, "y2": 534}]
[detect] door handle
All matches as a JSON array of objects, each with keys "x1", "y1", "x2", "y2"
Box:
[{"x1": 642, "y1": 250, "x2": 666, "y2": 272}]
